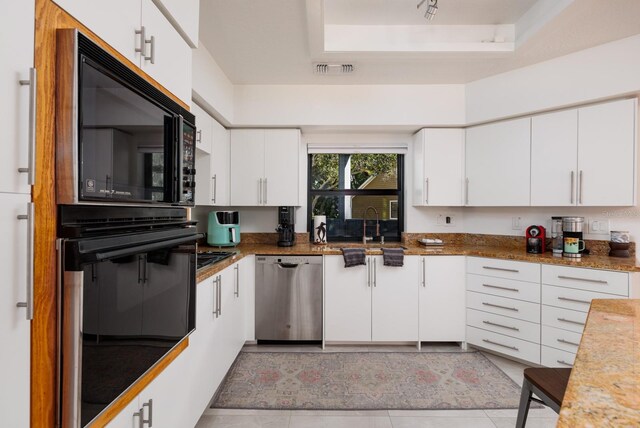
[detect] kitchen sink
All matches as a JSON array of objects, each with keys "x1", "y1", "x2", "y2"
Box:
[{"x1": 327, "y1": 244, "x2": 407, "y2": 251}]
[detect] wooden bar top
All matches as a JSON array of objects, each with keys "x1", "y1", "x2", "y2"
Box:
[{"x1": 557, "y1": 299, "x2": 640, "y2": 427}]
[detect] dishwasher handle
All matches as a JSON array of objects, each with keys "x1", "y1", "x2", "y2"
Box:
[{"x1": 277, "y1": 263, "x2": 302, "y2": 269}]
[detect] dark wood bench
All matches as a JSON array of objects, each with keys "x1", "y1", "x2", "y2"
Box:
[{"x1": 516, "y1": 367, "x2": 572, "y2": 428}]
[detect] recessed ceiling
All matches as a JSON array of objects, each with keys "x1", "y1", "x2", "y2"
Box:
[{"x1": 199, "y1": 0, "x2": 640, "y2": 85}]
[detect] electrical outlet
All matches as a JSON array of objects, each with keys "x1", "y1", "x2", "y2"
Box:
[
  {"x1": 589, "y1": 218, "x2": 610, "y2": 235},
  {"x1": 444, "y1": 214, "x2": 456, "y2": 227},
  {"x1": 436, "y1": 214, "x2": 444, "y2": 225},
  {"x1": 512, "y1": 216, "x2": 522, "y2": 230}
]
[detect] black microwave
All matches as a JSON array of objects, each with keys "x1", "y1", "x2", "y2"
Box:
[{"x1": 56, "y1": 30, "x2": 196, "y2": 206}]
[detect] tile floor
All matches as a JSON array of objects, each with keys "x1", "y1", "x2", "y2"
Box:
[{"x1": 196, "y1": 344, "x2": 559, "y2": 428}]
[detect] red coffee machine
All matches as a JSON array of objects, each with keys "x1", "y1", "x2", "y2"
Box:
[{"x1": 526, "y1": 225, "x2": 546, "y2": 254}]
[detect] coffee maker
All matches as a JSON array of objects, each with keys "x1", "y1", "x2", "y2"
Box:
[
  {"x1": 562, "y1": 217, "x2": 585, "y2": 258},
  {"x1": 526, "y1": 225, "x2": 546, "y2": 254},
  {"x1": 276, "y1": 206, "x2": 296, "y2": 247}
]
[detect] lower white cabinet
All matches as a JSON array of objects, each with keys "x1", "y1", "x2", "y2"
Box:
[
  {"x1": 419, "y1": 256, "x2": 466, "y2": 342},
  {"x1": 0, "y1": 194, "x2": 31, "y2": 428},
  {"x1": 324, "y1": 255, "x2": 420, "y2": 342}
]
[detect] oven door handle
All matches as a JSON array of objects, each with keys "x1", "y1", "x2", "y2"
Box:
[{"x1": 95, "y1": 234, "x2": 203, "y2": 261}]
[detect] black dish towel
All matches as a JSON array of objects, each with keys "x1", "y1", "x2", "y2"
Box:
[
  {"x1": 382, "y1": 248, "x2": 404, "y2": 267},
  {"x1": 342, "y1": 248, "x2": 366, "y2": 268}
]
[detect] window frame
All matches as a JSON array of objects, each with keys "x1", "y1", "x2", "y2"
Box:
[{"x1": 307, "y1": 153, "x2": 404, "y2": 243}]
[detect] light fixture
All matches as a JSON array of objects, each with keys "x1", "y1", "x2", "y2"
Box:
[{"x1": 417, "y1": 0, "x2": 438, "y2": 20}]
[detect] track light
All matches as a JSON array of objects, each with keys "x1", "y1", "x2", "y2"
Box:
[{"x1": 417, "y1": 0, "x2": 438, "y2": 21}]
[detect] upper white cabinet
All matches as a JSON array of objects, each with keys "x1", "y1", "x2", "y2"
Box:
[
  {"x1": 53, "y1": 0, "x2": 192, "y2": 104},
  {"x1": 413, "y1": 129, "x2": 465, "y2": 206},
  {"x1": 0, "y1": 0, "x2": 35, "y2": 195},
  {"x1": 531, "y1": 109, "x2": 578, "y2": 206},
  {"x1": 465, "y1": 117, "x2": 531, "y2": 206},
  {"x1": 531, "y1": 99, "x2": 637, "y2": 206},
  {"x1": 230, "y1": 129, "x2": 300, "y2": 206},
  {"x1": 577, "y1": 99, "x2": 637, "y2": 206},
  {"x1": 420, "y1": 256, "x2": 466, "y2": 342},
  {"x1": 152, "y1": 0, "x2": 200, "y2": 47},
  {"x1": 194, "y1": 103, "x2": 230, "y2": 206}
]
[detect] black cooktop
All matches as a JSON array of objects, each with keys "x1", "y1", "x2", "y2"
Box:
[{"x1": 196, "y1": 251, "x2": 235, "y2": 269}]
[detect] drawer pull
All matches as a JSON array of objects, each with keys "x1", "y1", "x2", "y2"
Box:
[
  {"x1": 482, "y1": 339, "x2": 518, "y2": 351},
  {"x1": 482, "y1": 266, "x2": 519, "y2": 273},
  {"x1": 558, "y1": 296, "x2": 591, "y2": 305},
  {"x1": 557, "y1": 317, "x2": 585, "y2": 326},
  {"x1": 482, "y1": 302, "x2": 519, "y2": 312},
  {"x1": 482, "y1": 283, "x2": 519, "y2": 292},
  {"x1": 557, "y1": 275, "x2": 608, "y2": 284},
  {"x1": 483, "y1": 320, "x2": 519, "y2": 331},
  {"x1": 557, "y1": 338, "x2": 580, "y2": 347},
  {"x1": 557, "y1": 360, "x2": 573, "y2": 366}
]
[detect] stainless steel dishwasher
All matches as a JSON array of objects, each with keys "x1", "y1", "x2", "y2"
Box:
[{"x1": 255, "y1": 255, "x2": 323, "y2": 341}]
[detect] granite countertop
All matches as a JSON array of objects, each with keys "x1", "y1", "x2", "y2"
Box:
[
  {"x1": 557, "y1": 299, "x2": 640, "y2": 427},
  {"x1": 195, "y1": 241, "x2": 640, "y2": 283}
]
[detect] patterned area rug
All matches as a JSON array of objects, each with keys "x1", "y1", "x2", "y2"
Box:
[{"x1": 212, "y1": 351, "x2": 527, "y2": 410}]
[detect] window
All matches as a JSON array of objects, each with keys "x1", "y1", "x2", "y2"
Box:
[{"x1": 308, "y1": 153, "x2": 404, "y2": 242}]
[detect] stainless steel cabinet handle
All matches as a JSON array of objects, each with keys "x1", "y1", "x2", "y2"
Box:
[
  {"x1": 143, "y1": 35, "x2": 155, "y2": 64},
  {"x1": 212, "y1": 175, "x2": 217, "y2": 203},
  {"x1": 465, "y1": 178, "x2": 469, "y2": 205},
  {"x1": 570, "y1": 171, "x2": 575, "y2": 204},
  {"x1": 135, "y1": 26, "x2": 146, "y2": 56},
  {"x1": 557, "y1": 296, "x2": 591, "y2": 305},
  {"x1": 373, "y1": 257, "x2": 377, "y2": 287},
  {"x1": 482, "y1": 302, "x2": 519, "y2": 312},
  {"x1": 557, "y1": 338, "x2": 580, "y2": 347},
  {"x1": 234, "y1": 265, "x2": 239, "y2": 297},
  {"x1": 133, "y1": 409, "x2": 144, "y2": 428},
  {"x1": 258, "y1": 178, "x2": 263, "y2": 204},
  {"x1": 18, "y1": 68, "x2": 36, "y2": 185},
  {"x1": 425, "y1": 178, "x2": 429, "y2": 204},
  {"x1": 16, "y1": 202, "x2": 34, "y2": 320},
  {"x1": 212, "y1": 277, "x2": 217, "y2": 315},
  {"x1": 264, "y1": 178, "x2": 268, "y2": 204},
  {"x1": 218, "y1": 275, "x2": 222, "y2": 316},
  {"x1": 483, "y1": 320, "x2": 519, "y2": 331},
  {"x1": 557, "y1": 317, "x2": 585, "y2": 326},
  {"x1": 196, "y1": 130, "x2": 202, "y2": 144},
  {"x1": 367, "y1": 257, "x2": 371, "y2": 287},
  {"x1": 421, "y1": 257, "x2": 426, "y2": 288},
  {"x1": 557, "y1": 275, "x2": 607, "y2": 284},
  {"x1": 579, "y1": 170, "x2": 583, "y2": 204},
  {"x1": 482, "y1": 266, "x2": 519, "y2": 273},
  {"x1": 557, "y1": 360, "x2": 573, "y2": 366},
  {"x1": 482, "y1": 339, "x2": 518, "y2": 351},
  {"x1": 142, "y1": 399, "x2": 153, "y2": 427},
  {"x1": 482, "y1": 283, "x2": 519, "y2": 292}
]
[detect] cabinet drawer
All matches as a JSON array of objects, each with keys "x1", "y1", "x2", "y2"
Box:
[
  {"x1": 542, "y1": 305, "x2": 587, "y2": 333},
  {"x1": 541, "y1": 285, "x2": 620, "y2": 313},
  {"x1": 541, "y1": 346, "x2": 576, "y2": 368},
  {"x1": 542, "y1": 325, "x2": 582, "y2": 354},
  {"x1": 542, "y1": 265, "x2": 628, "y2": 296},
  {"x1": 467, "y1": 274, "x2": 540, "y2": 303},
  {"x1": 467, "y1": 291, "x2": 540, "y2": 323},
  {"x1": 467, "y1": 257, "x2": 540, "y2": 283},
  {"x1": 467, "y1": 309, "x2": 540, "y2": 343},
  {"x1": 467, "y1": 326, "x2": 540, "y2": 364}
]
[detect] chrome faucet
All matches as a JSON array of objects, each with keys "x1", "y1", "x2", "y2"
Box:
[{"x1": 362, "y1": 206, "x2": 380, "y2": 245}]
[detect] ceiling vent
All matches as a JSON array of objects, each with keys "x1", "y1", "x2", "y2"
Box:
[{"x1": 314, "y1": 63, "x2": 355, "y2": 75}]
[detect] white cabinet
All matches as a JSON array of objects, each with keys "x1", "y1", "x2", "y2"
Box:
[
  {"x1": 531, "y1": 99, "x2": 637, "y2": 207},
  {"x1": 419, "y1": 256, "x2": 466, "y2": 342},
  {"x1": 152, "y1": 0, "x2": 200, "y2": 47},
  {"x1": 53, "y1": 0, "x2": 192, "y2": 104},
  {"x1": 371, "y1": 256, "x2": 420, "y2": 341},
  {"x1": 0, "y1": 0, "x2": 35, "y2": 195},
  {"x1": 531, "y1": 109, "x2": 579, "y2": 206},
  {"x1": 194, "y1": 103, "x2": 230, "y2": 206},
  {"x1": 577, "y1": 98, "x2": 637, "y2": 206},
  {"x1": 230, "y1": 129, "x2": 300, "y2": 206},
  {"x1": 465, "y1": 118, "x2": 531, "y2": 206},
  {"x1": 241, "y1": 256, "x2": 256, "y2": 341},
  {"x1": 413, "y1": 129, "x2": 465, "y2": 206},
  {"x1": 324, "y1": 256, "x2": 371, "y2": 342},
  {"x1": 324, "y1": 255, "x2": 419, "y2": 343},
  {"x1": 0, "y1": 194, "x2": 32, "y2": 428}
]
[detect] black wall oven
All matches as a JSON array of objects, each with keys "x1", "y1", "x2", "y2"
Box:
[
  {"x1": 59, "y1": 206, "x2": 202, "y2": 427},
  {"x1": 56, "y1": 29, "x2": 196, "y2": 206}
]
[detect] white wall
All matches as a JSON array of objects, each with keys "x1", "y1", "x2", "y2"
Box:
[
  {"x1": 191, "y1": 42, "x2": 234, "y2": 125},
  {"x1": 233, "y1": 84, "x2": 466, "y2": 127},
  {"x1": 466, "y1": 34, "x2": 640, "y2": 124}
]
